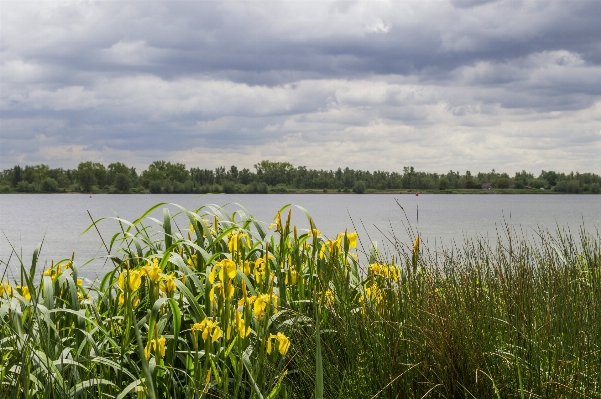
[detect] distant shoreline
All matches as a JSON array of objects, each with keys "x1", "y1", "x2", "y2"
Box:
[{"x1": 1, "y1": 189, "x2": 596, "y2": 195}]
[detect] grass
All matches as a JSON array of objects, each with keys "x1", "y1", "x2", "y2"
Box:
[{"x1": 0, "y1": 202, "x2": 600, "y2": 398}]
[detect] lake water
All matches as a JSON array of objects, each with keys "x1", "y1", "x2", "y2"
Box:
[{"x1": 0, "y1": 193, "x2": 599, "y2": 279}]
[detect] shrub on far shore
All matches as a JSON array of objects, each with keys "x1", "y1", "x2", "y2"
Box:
[{"x1": 353, "y1": 180, "x2": 366, "y2": 194}]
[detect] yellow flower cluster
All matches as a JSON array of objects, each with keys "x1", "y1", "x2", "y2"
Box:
[
  {"x1": 319, "y1": 231, "x2": 357, "y2": 259},
  {"x1": 252, "y1": 256, "x2": 274, "y2": 283},
  {"x1": 307, "y1": 228, "x2": 321, "y2": 237},
  {"x1": 268, "y1": 211, "x2": 282, "y2": 232},
  {"x1": 228, "y1": 231, "x2": 250, "y2": 252},
  {"x1": 319, "y1": 238, "x2": 341, "y2": 259},
  {"x1": 238, "y1": 292, "x2": 278, "y2": 321},
  {"x1": 369, "y1": 264, "x2": 401, "y2": 280},
  {"x1": 360, "y1": 284, "x2": 383, "y2": 306},
  {"x1": 15, "y1": 285, "x2": 31, "y2": 301},
  {"x1": 0, "y1": 282, "x2": 12, "y2": 296},
  {"x1": 186, "y1": 253, "x2": 198, "y2": 268},
  {"x1": 191, "y1": 318, "x2": 222, "y2": 343},
  {"x1": 42, "y1": 260, "x2": 72, "y2": 279},
  {"x1": 284, "y1": 266, "x2": 297, "y2": 285},
  {"x1": 324, "y1": 289, "x2": 335, "y2": 307}
]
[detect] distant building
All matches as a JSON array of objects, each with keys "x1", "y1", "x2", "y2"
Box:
[{"x1": 481, "y1": 182, "x2": 494, "y2": 189}]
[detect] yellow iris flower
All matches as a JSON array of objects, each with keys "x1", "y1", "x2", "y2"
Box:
[
  {"x1": 253, "y1": 293, "x2": 278, "y2": 320},
  {"x1": 144, "y1": 336, "x2": 166, "y2": 359},
  {"x1": 360, "y1": 284, "x2": 383, "y2": 305},
  {"x1": 160, "y1": 273, "x2": 177, "y2": 294},
  {"x1": 209, "y1": 259, "x2": 237, "y2": 284},
  {"x1": 324, "y1": 289, "x2": 335, "y2": 307},
  {"x1": 210, "y1": 281, "x2": 234, "y2": 299},
  {"x1": 369, "y1": 264, "x2": 401, "y2": 280},
  {"x1": 118, "y1": 293, "x2": 140, "y2": 307},
  {"x1": 242, "y1": 261, "x2": 251, "y2": 275},
  {"x1": 236, "y1": 310, "x2": 251, "y2": 338},
  {"x1": 268, "y1": 211, "x2": 282, "y2": 232},
  {"x1": 227, "y1": 231, "x2": 250, "y2": 253},
  {"x1": 192, "y1": 318, "x2": 222, "y2": 343},
  {"x1": 118, "y1": 270, "x2": 142, "y2": 292},
  {"x1": 141, "y1": 264, "x2": 162, "y2": 282},
  {"x1": 253, "y1": 259, "x2": 266, "y2": 282},
  {"x1": 0, "y1": 282, "x2": 12, "y2": 296},
  {"x1": 266, "y1": 332, "x2": 291, "y2": 356},
  {"x1": 346, "y1": 231, "x2": 358, "y2": 249},
  {"x1": 284, "y1": 267, "x2": 297, "y2": 285},
  {"x1": 319, "y1": 238, "x2": 341, "y2": 259},
  {"x1": 15, "y1": 285, "x2": 31, "y2": 301},
  {"x1": 307, "y1": 228, "x2": 321, "y2": 237},
  {"x1": 186, "y1": 254, "x2": 198, "y2": 269}
]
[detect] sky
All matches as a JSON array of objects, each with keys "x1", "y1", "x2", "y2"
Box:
[{"x1": 1, "y1": 0, "x2": 600, "y2": 174}]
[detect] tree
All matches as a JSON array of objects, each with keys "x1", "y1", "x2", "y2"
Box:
[
  {"x1": 540, "y1": 170, "x2": 559, "y2": 186},
  {"x1": 41, "y1": 178, "x2": 58, "y2": 192},
  {"x1": 149, "y1": 180, "x2": 162, "y2": 194},
  {"x1": 191, "y1": 168, "x2": 215, "y2": 185},
  {"x1": 23, "y1": 164, "x2": 49, "y2": 183},
  {"x1": 108, "y1": 162, "x2": 132, "y2": 186},
  {"x1": 529, "y1": 179, "x2": 548, "y2": 189},
  {"x1": 17, "y1": 181, "x2": 34, "y2": 192},
  {"x1": 514, "y1": 170, "x2": 534, "y2": 187},
  {"x1": 353, "y1": 180, "x2": 366, "y2": 194},
  {"x1": 77, "y1": 162, "x2": 106, "y2": 190},
  {"x1": 215, "y1": 166, "x2": 226, "y2": 184},
  {"x1": 11, "y1": 165, "x2": 22, "y2": 187},
  {"x1": 228, "y1": 165, "x2": 239, "y2": 181},
  {"x1": 438, "y1": 176, "x2": 450, "y2": 190},
  {"x1": 496, "y1": 178, "x2": 511, "y2": 189},
  {"x1": 222, "y1": 180, "x2": 236, "y2": 194},
  {"x1": 238, "y1": 168, "x2": 252, "y2": 185},
  {"x1": 254, "y1": 160, "x2": 294, "y2": 186},
  {"x1": 464, "y1": 177, "x2": 480, "y2": 189},
  {"x1": 114, "y1": 173, "x2": 132, "y2": 192},
  {"x1": 402, "y1": 166, "x2": 415, "y2": 189},
  {"x1": 77, "y1": 169, "x2": 97, "y2": 192},
  {"x1": 142, "y1": 161, "x2": 190, "y2": 184}
]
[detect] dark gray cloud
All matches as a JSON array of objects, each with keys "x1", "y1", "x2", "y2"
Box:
[{"x1": 1, "y1": 0, "x2": 600, "y2": 172}]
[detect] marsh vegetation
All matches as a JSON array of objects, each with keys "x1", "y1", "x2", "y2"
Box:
[{"x1": 0, "y1": 203, "x2": 600, "y2": 398}]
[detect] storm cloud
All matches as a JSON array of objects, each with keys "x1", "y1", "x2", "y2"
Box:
[{"x1": 1, "y1": 0, "x2": 600, "y2": 173}]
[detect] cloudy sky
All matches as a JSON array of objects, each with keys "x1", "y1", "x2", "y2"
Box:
[{"x1": 1, "y1": 0, "x2": 600, "y2": 174}]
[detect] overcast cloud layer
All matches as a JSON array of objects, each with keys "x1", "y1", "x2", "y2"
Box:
[{"x1": 1, "y1": 0, "x2": 600, "y2": 173}]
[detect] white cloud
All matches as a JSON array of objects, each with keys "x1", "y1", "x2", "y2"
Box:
[{"x1": 364, "y1": 19, "x2": 390, "y2": 34}]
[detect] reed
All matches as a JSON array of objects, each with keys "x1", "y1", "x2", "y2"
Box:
[{"x1": 0, "y1": 202, "x2": 599, "y2": 398}]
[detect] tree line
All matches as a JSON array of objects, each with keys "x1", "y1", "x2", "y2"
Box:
[{"x1": 1, "y1": 160, "x2": 600, "y2": 194}]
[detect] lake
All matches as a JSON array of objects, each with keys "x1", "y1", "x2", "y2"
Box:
[{"x1": 0, "y1": 193, "x2": 599, "y2": 279}]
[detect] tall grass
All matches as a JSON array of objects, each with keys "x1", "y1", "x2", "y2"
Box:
[{"x1": 0, "y1": 202, "x2": 600, "y2": 398}]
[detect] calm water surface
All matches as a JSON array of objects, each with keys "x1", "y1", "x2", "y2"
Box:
[{"x1": 0, "y1": 194, "x2": 599, "y2": 279}]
